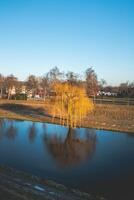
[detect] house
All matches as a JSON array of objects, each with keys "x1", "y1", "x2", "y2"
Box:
[
  {"x1": 8, "y1": 86, "x2": 16, "y2": 95},
  {"x1": 97, "y1": 91, "x2": 117, "y2": 97},
  {"x1": 20, "y1": 85, "x2": 27, "y2": 94}
]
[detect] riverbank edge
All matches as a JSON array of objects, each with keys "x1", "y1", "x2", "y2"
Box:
[
  {"x1": 0, "y1": 114, "x2": 133, "y2": 134},
  {"x1": 0, "y1": 100, "x2": 133, "y2": 133},
  {"x1": 0, "y1": 165, "x2": 106, "y2": 200}
]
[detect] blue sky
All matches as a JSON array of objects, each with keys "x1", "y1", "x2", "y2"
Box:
[{"x1": 0, "y1": 0, "x2": 133, "y2": 85}]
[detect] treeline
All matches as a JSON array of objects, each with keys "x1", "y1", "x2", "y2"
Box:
[
  {"x1": 0, "y1": 66, "x2": 134, "y2": 99},
  {"x1": 101, "y1": 82, "x2": 134, "y2": 98}
]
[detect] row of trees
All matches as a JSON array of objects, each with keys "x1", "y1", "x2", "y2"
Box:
[
  {"x1": 0, "y1": 67, "x2": 99, "y2": 99},
  {"x1": 0, "y1": 67, "x2": 133, "y2": 127},
  {"x1": 0, "y1": 67, "x2": 134, "y2": 99},
  {"x1": 99, "y1": 83, "x2": 134, "y2": 98}
]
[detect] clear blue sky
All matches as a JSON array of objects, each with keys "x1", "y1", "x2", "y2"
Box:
[{"x1": 0, "y1": 0, "x2": 133, "y2": 85}]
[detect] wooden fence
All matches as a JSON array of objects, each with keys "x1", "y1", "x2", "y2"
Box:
[{"x1": 93, "y1": 97, "x2": 134, "y2": 105}]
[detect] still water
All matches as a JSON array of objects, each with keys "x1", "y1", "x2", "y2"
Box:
[{"x1": 0, "y1": 119, "x2": 134, "y2": 199}]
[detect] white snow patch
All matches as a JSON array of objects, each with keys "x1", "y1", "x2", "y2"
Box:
[{"x1": 34, "y1": 185, "x2": 45, "y2": 192}]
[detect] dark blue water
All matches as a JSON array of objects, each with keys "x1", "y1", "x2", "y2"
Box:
[{"x1": 0, "y1": 119, "x2": 134, "y2": 200}]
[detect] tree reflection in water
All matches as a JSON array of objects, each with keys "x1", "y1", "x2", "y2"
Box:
[
  {"x1": 5, "y1": 120, "x2": 17, "y2": 140},
  {"x1": 28, "y1": 122, "x2": 37, "y2": 143},
  {"x1": 44, "y1": 127, "x2": 96, "y2": 168},
  {"x1": 0, "y1": 119, "x2": 5, "y2": 140}
]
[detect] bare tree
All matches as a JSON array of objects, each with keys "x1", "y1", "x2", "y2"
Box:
[
  {"x1": 48, "y1": 66, "x2": 63, "y2": 83},
  {"x1": 26, "y1": 75, "x2": 39, "y2": 98},
  {"x1": 0, "y1": 74, "x2": 4, "y2": 98},
  {"x1": 129, "y1": 82, "x2": 134, "y2": 97},
  {"x1": 66, "y1": 71, "x2": 79, "y2": 85},
  {"x1": 40, "y1": 73, "x2": 49, "y2": 100},
  {"x1": 118, "y1": 82, "x2": 134, "y2": 97},
  {"x1": 4, "y1": 74, "x2": 18, "y2": 99},
  {"x1": 85, "y1": 67, "x2": 98, "y2": 98},
  {"x1": 99, "y1": 79, "x2": 107, "y2": 90}
]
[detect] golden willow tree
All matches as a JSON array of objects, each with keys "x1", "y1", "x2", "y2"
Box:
[{"x1": 51, "y1": 82, "x2": 94, "y2": 128}]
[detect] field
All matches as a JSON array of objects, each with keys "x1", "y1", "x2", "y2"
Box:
[{"x1": 0, "y1": 99, "x2": 134, "y2": 133}]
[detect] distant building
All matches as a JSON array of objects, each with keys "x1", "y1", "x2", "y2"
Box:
[
  {"x1": 20, "y1": 85, "x2": 27, "y2": 94},
  {"x1": 27, "y1": 90, "x2": 33, "y2": 99},
  {"x1": 97, "y1": 91, "x2": 117, "y2": 97},
  {"x1": 9, "y1": 86, "x2": 16, "y2": 95}
]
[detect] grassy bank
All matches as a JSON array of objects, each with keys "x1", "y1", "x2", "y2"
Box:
[
  {"x1": 0, "y1": 99, "x2": 134, "y2": 133},
  {"x1": 0, "y1": 165, "x2": 104, "y2": 200}
]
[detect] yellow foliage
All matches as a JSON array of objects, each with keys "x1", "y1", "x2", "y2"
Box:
[{"x1": 52, "y1": 82, "x2": 94, "y2": 127}]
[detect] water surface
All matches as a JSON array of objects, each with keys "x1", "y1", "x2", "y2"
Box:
[{"x1": 0, "y1": 119, "x2": 134, "y2": 200}]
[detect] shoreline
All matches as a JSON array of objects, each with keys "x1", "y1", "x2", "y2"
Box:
[
  {"x1": 0, "y1": 165, "x2": 105, "y2": 200},
  {"x1": 0, "y1": 165, "x2": 106, "y2": 200},
  {"x1": 0, "y1": 100, "x2": 134, "y2": 133},
  {"x1": 0, "y1": 115, "x2": 133, "y2": 135}
]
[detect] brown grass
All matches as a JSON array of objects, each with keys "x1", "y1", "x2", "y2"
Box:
[{"x1": 0, "y1": 99, "x2": 134, "y2": 133}]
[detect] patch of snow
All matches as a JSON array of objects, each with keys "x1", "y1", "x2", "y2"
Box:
[{"x1": 34, "y1": 185, "x2": 45, "y2": 192}]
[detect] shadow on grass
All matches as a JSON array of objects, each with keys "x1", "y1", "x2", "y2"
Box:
[{"x1": 0, "y1": 103, "x2": 52, "y2": 119}]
